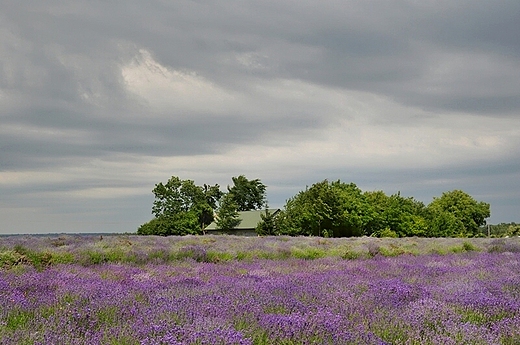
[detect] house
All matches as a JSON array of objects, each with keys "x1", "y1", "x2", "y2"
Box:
[{"x1": 204, "y1": 209, "x2": 280, "y2": 236}]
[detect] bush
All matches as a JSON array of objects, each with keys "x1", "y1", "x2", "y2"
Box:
[
  {"x1": 462, "y1": 241, "x2": 479, "y2": 252},
  {"x1": 375, "y1": 228, "x2": 399, "y2": 238},
  {"x1": 291, "y1": 247, "x2": 326, "y2": 260},
  {"x1": 176, "y1": 245, "x2": 208, "y2": 262},
  {"x1": 0, "y1": 250, "x2": 23, "y2": 268},
  {"x1": 341, "y1": 248, "x2": 362, "y2": 260}
]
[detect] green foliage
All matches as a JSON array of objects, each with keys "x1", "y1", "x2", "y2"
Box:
[
  {"x1": 141, "y1": 175, "x2": 268, "y2": 235},
  {"x1": 277, "y1": 180, "x2": 374, "y2": 237},
  {"x1": 462, "y1": 241, "x2": 479, "y2": 251},
  {"x1": 206, "y1": 251, "x2": 234, "y2": 262},
  {"x1": 506, "y1": 224, "x2": 520, "y2": 237},
  {"x1": 0, "y1": 250, "x2": 22, "y2": 267},
  {"x1": 374, "y1": 228, "x2": 399, "y2": 238},
  {"x1": 2, "y1": 245, "x2": 55, "y2": 270},
  {"x1": 215, "y1": 193, "x2": 241, "y2": 231},
  {"x1": 137, "y1": 212, "x2": 200, "y2": 236},
  {"x1": 427, "y1": 190, "x2": 490, "y2": 237},
  {"x1": 5, "y1": 309, "x2": 34, "y2": 331},
  {"x1": 478, "y1": 222, "x2": 518, "y2": 237},
  {"x1": 227, "y1": 175, "x2": 267, "y2": 211},
  {"x1": 290, "y1": 247, "x2": 326, "y2": 260},
  {"x1": 364, "y1": 191, "x2": 428, "y2": 237},
  {"x1": 151, "y1": 176, "x2": 221, "y2": 219},
  {"x1": 275, "y1": 184, "x2": 490, "y2": 238},
  {"x1": 256, "y1": 208, "x2": 278, "y2": 236},
  {"x1": 429, "y1": 211, "x2": 465, "y2": 237},
  {"x1": 139, "y1": 175, "x2": 493, "y2": 239},
  {"x1": 49, "y1": 252, "x2": 75, "y2": 264},
  {"x1": 341, "y1": 248, "x2": 363, "y2": 260},
  {"x1": 378, "y1": 245, "x2": 406, "y2": 257},
  {"x1": 139, "y1": 176, "x2": 222, "y2": 236},
  {"x1": 83, "y1": 250, "x2": 108, "y2": 265}
]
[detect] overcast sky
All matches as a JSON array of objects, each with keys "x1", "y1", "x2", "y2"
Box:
[{"x1": 1, "y1": 1, "x2": 519, "y2": 234}]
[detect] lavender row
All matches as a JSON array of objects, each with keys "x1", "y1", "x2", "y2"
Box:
[
  {"x1": 1, "y1": 252, "x2": 520, "y2": 344},
  {"x1": 2, "y1": 235, "x2": 520, "y2": 268}
]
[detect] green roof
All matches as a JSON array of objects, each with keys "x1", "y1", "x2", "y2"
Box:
[{"x1": 205, "y1": 209, "x2": 280, "y2": 231}]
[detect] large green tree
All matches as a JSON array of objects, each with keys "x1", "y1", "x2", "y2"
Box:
[
  {"x1": 138, "y1": 176, "x2": 222, "y2": 236},
  {"x1": 227, "y1": 175, "x2": 267, "y2": 211},
  {"x1": 277, "y1": 180, "x2": 374, "y2": 237},
  {"x1": 215, "y1": 193, "x2": 241, "y2": 231},
  {"x1": 427, "y1": 190, "x2": 490, "y2": 237},
  {"x1": 364, "y1": 191, "x2": 428, "y2": 237}
]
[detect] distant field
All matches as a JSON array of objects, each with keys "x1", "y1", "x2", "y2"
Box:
[{"x1": 1, "y1": 235, "x2": 520, "y2": 344}]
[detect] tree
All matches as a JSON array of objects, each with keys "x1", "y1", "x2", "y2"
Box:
[
  {"x1": 506, "y1": 223, "x2": 520, "y2": 237},
  {"x1": 215, "y1": 193, "x2": 241, "y2": 231},
  {"x1": 428, "y1": 211, "x2": 464, "y2": 237},
  {"x1": 137, "y1": 212, "x2": 200, "y2": 236},
  {"x1": 427, "y1": 190, "x2": 490, "y2": 237},
  {"x1": 256, "y1": 208, "x2": 277, "y2": 236},
  {"x1": 277, "y1": 180, "x2": 374, "y2": 237},
  {"x1": 138, "y1": 176, "x2": 222, "y2": 236},
  {"x1": 227, "y1": 175, "x2": 267, "y2": 211},
  {"x1": 364, "y1": 191, "x2": 428, "y2": 237}
]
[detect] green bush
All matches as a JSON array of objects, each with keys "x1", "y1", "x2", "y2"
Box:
[
  {"x1": 341, "y1": 248, "x2": 362, "y2": 260},
  {"x1": 82, "y1": 251, "x2": 107, "y2": 265},
  {"x1": 206, "y1": 251, "x2": 234, "y2": 263},
  {"x1": 462, "y1": 241, "x2": 479, "y2": 252},
  {"x1": 290, "y1": 247, "x2": 326, "y2": 260},
  {"x1": 0, "y1": 250, "x2": 23, "y2": 267},
  {"x1": 376, "y1": 228, "x2": 399, "y2": 238},
  {"x1": 50, "y1": 252, "x2": 75, "y2": 264}
]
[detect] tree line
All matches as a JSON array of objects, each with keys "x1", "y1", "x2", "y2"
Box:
[
  {"x1": 138, "y1": 176, "x2": 491, "y2": 238},
  {"x1": 137, "y1": 175, "x2": 267, "y2": 236}
]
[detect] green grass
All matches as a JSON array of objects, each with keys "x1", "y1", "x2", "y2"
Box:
[
  {"x1": 290, "y1": 247, "x2": 326, "y2": 260},
  {"x1": 4, "y1": 309, "x2": 34, "y2": 331},
  {"x1": 341, "y1": 247, "x2": 363, "y2": 260}
]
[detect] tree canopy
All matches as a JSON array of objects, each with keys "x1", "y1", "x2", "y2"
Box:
[
  {"x1": 138, "y1": 175, "x2": 266, "y2": 236},
  {"x1": 255, "y1": 208, "x2": 278, "y2": 236},
  {"x1": 138, "y1": 176, "x2": 223, "y2": 236},
  {"x1": 276, "y1": 181, "x2": 490, "y2": 238},
  {"x1": 138, "y1": 175, "x2": 492, "y2": 238},
  {"x1": 364, "y1": 191, "x2": 428, "y2": 237},
  {"x1": 227, "y1": 175, "x2": 267, "y2": 211},
  {"x1": 427, "y1": 190, "x2": 490, "y2": 237},
  {"x1": 215, "y1": 193, "x2": 241, "y2": 231},
  {"x1": 276, "y1": 180, "x2": 374, "y2": 237}
]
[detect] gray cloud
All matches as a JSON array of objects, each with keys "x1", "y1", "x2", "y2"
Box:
[{"x1": 1, "y1": 1, "x2": 520, "y2": 234}]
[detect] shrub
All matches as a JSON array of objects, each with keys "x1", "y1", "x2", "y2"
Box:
[
  {"x1": 290, "y1": 247, "x2": 326, "y2": 260},
  {"x1": 341, "y1": 248, "x2": 362, "y2": 260},
  {"x1": 462, "y1": 241, "x2": 479, "y2": 252},
  {"x1": 176, "y1": 245, "x2": 208, "y2": 262},
  {"x1": 375, "y1": 228, "x2": 399, "y2": 238},
  {"x1": 0, "y1": 250, "x2": 23, "y2": 268}
]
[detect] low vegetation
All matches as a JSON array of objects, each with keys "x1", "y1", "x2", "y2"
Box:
[
  {"x1": 1, "y1": 235, "x2": 520, "y2": 269},
  {"x1": 1, "y1": 235, "x2": 520, "y2": 344}
]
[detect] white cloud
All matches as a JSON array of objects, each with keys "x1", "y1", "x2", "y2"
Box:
[{"x1": 121, "y1": 49, "x2": 238, "y2": 115}]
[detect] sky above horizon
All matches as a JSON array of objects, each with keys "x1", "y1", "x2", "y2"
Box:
[{"x1": 1, "y1": 1, "x2": 520, "y2": 234}]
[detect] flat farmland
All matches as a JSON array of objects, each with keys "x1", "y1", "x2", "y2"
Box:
[{"x1": 1, "y1": 235, "x2": 520, "y2": 344}]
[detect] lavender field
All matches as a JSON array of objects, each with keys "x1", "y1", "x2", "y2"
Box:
[{"x1": 1, "y1": 235, "x2": 520, "y2": 344}]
